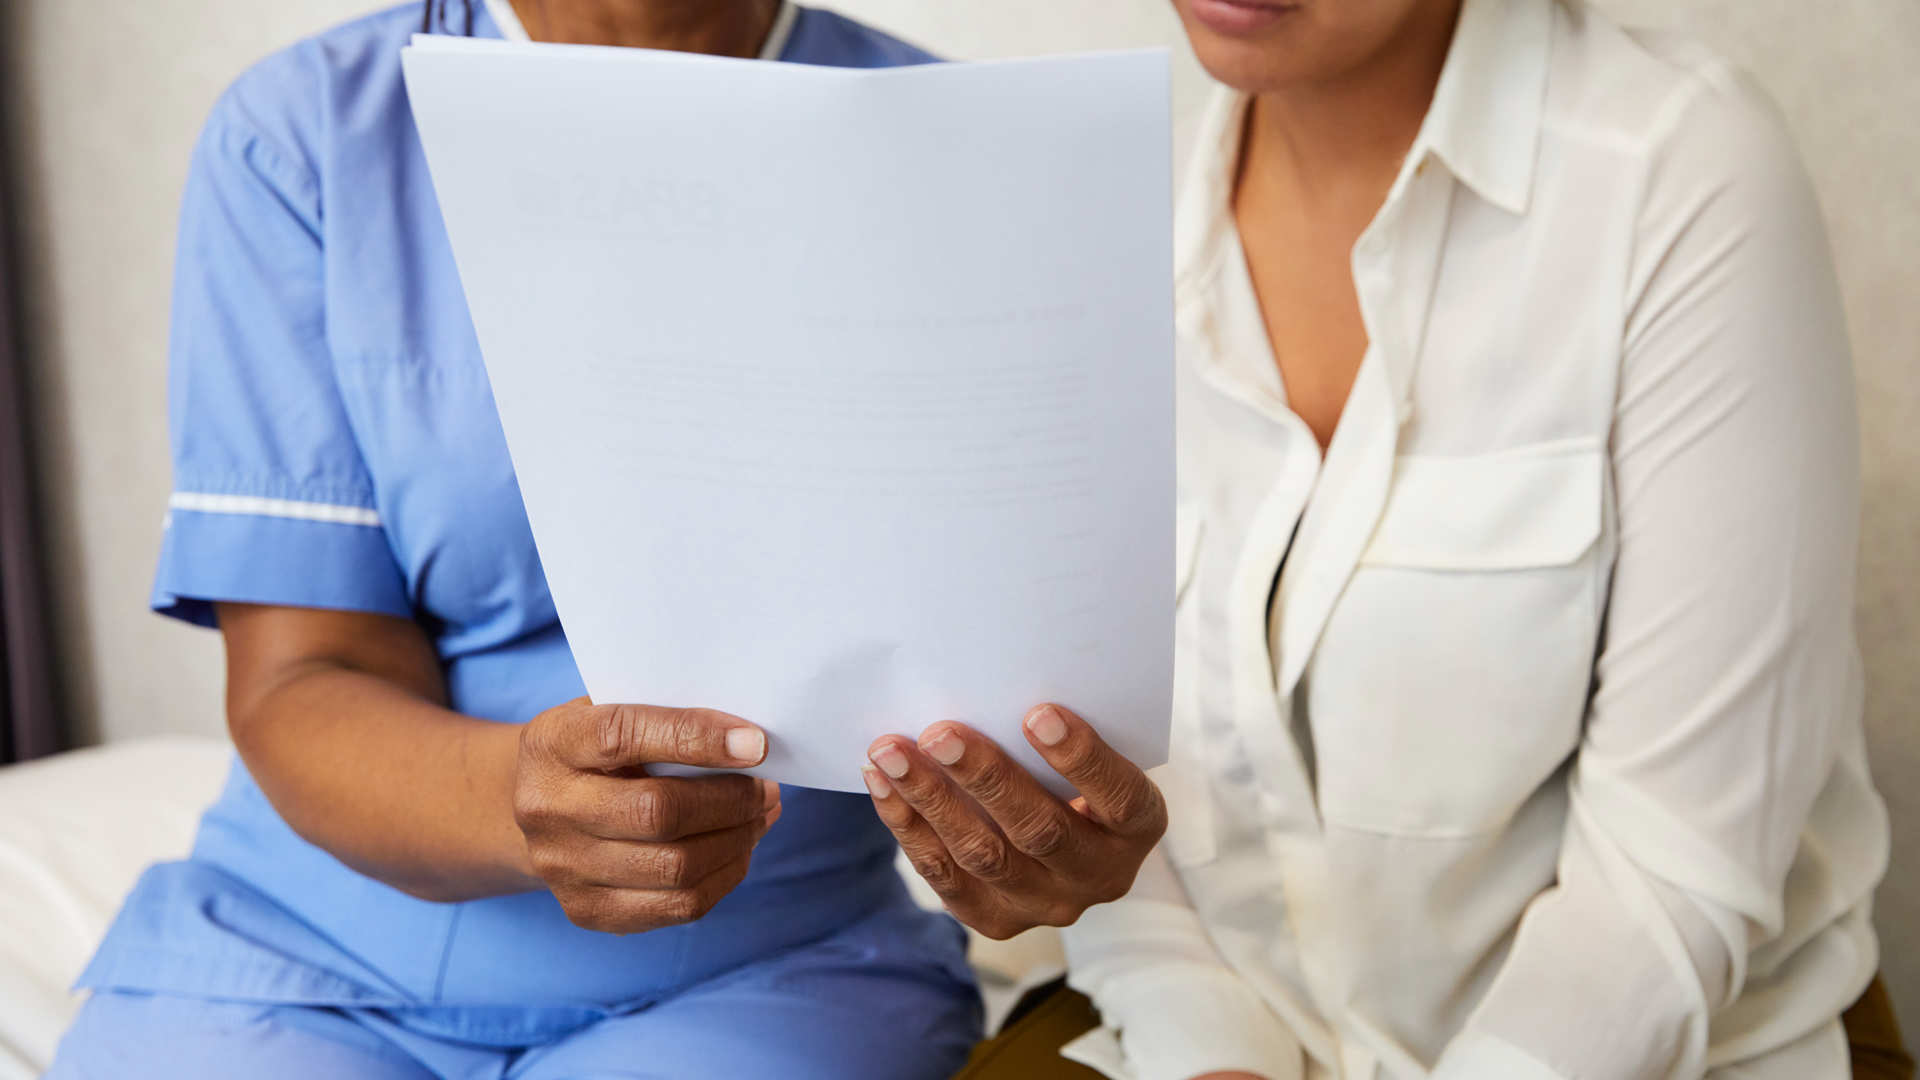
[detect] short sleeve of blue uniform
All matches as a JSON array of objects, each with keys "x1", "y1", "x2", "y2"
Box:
[{"x1": 153, "y1": 97, "x2": 411, "y2": 627}]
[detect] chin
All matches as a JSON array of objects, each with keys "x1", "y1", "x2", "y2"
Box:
[
  {"x1": 1170, "y1": 0, "x2": 1413, "y2": 95},
  {"x1": 1186, "y1": 33, "x2": 1320, "y2": 93}
]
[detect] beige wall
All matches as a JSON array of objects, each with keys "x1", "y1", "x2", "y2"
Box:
[{"x1": 4, "y1": 0, "x2": 1915, "y2": 1035}]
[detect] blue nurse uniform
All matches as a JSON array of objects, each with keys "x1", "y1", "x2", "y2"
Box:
[{"x1": 48, "y1": 4, "x2": 980, "y2": 1078}]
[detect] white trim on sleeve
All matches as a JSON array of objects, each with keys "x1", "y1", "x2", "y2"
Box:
[{"x1": 167, "y1": 492, "x2": 382, "y2": 527}]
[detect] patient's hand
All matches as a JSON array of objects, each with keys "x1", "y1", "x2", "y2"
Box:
[
  {"x1": 515, "y1": 698, "x2": 782, "y2": 934},
  {"x1": 863, "y1": 705, "x2": 1166, "y2": 939}
]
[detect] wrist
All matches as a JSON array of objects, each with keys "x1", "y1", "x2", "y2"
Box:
[{"x1": 476, "y1": 718, "x2": 544, "y2": 889}]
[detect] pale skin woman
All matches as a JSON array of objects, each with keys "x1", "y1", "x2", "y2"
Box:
[
  {"x1": 224, "y1": 0, "x2": 1169, "y2": 946},
  {"x1": 863, "y1": 2, "x2": 1471, "y2": 1078}
]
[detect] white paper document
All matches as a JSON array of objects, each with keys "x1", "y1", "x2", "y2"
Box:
[{"x1": 403, "y1": 39, "x2": 1173, "y2": 794}]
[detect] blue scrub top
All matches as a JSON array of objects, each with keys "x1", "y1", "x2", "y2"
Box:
[{"x1": 83, "y1": 2, "x2": 940, "y2": 1048}]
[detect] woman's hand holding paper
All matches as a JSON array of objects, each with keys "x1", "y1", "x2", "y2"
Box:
[
  {"x1": 864, "y1": 705, "x2": 1166, "y2": 939},
  {"x1": 515, "y1": 698, "x2": 783, "y2": 934}
]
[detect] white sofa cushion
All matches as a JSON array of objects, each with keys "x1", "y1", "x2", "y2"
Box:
[{"x1": 0, "y1": 737, "x2": 230, "y2": 1079}]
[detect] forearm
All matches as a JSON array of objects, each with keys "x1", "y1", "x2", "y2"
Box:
[
  {"x1": 233, "y1": 660, "x2": 539, "y2": 902},
  {"x1": 1063, "y1": 849, "x2": 1303, "y2": 1080},
  {"x1": 1428, "y1": 809, "x2": 1731, "y2": 1080}
]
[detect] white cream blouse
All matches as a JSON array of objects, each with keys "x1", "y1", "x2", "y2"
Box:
[{"x1": 1059, "y1": 1, "x2": 1889, "y2": 1078}]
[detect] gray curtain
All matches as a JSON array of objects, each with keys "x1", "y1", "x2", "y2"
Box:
[{"x1": 0, "y1": 134, "x2": 58, "y2": 763}]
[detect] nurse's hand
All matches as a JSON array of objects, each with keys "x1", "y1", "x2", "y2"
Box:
[
  {"x1": 864, "y1": 704, "x2": 1166, "y2": 940},
  {"x1": 514, "y1": 697, "x2": 782, "y2": 934}
]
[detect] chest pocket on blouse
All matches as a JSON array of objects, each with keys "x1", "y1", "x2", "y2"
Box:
[
  {"x1": 1160, "y1": 504, "x2": 1219, "y2": 866},
  {"x1": 1309, "y1": 441, "x2": 1606, "y2": 836}
]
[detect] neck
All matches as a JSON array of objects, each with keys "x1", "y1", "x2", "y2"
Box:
[
  {"x1": 1238, "y1": 1, "x2": 1462, "y2": 215},
  {"x1": 507, "y1": 0, "x2": 779, "y2": 55}
]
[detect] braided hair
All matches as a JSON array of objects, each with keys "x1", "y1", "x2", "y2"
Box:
[{"x1": 419, "y1": 0, "x2": 477, "y2": 36}]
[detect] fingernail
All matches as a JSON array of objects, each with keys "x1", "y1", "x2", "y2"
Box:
[
  {"x1": 760, "y1": 779, "x2": 782, "y2": 809},
  {"x1": 861, "y1": 765, "x2": 893, "y2": 799},
  {"x1": 1026, "y1": 705, "x2": 1068, "y2": 747},
  {"x1": 870, "y1": 743, "x2": 910, "y2": 780},
  {"x1": 726, "y1": 727, "x2": 766, "y2": 764},
  {"x1": 921, "y1": 731, "x2": 964, "y2": 766}
]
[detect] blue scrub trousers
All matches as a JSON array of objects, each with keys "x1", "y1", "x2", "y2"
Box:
[{"x1": 49, "y1": 905, "x2": 980, "y2": 1080}]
